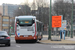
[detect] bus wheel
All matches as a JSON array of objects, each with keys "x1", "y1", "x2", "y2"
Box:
[
  {"x1": 39, "y1": 35, "x2": 42, "y2": 41},
  {"x1": 34, "y1": 40, "x2": 37, "y2": 43},
  {"x1": 39, "y1": 39, "x2": 41, "y2": 41}
]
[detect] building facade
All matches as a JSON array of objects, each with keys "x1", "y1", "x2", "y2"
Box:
[
  {"x1": 0, "y1": 15, "x2": 10, "y2": 33},
  {"x1": 0, "y1": 6, "x2": 3, "y2": 14},
  {"x1": 2, "y1": 16, "x2": 10, "y2": 31},
  {"x1": 2, "y1": 3, "x2": 19, "y2": 17},
  {"x1": 0, "y1": 14, "x2": 2, "y2": 31}
]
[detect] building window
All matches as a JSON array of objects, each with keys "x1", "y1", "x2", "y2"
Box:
[
  {"x1": 10, "y1": 19, "x2": 12, "y2": 22},
  {"x1": 2, "y1": 24, "x2": 9, "y2": 26},
  {"x1": 3, "y1": 29, "x2": 8, "y2": 31},
  {"x1": 3, "y1": 19, "x2": 9, "y2": 21}
]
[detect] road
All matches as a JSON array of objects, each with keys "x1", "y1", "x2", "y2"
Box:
[{"x1": 0, "y1": 37, "x2": 75, "y2": 50}]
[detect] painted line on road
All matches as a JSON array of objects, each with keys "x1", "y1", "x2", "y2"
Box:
[{"x1": 16, "y1": 45, "x2": 21, "y2": 47}]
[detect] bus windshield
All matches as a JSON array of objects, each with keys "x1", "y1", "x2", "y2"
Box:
[{"x1": 16, "y1": 18, "x2": 35, "y2": 26}]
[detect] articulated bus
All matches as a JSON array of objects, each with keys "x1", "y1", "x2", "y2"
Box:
[{"x1": 15, "y1": 16, "x2": 43, "y2": 43}]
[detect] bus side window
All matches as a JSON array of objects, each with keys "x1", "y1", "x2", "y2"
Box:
[
  {"x1": 37, "y1": 22, "x2": 39, "y2": 32},
  {"x1": 43, "y1": 25, "x2": 44, "y2": 31},
  {"x1": 39, "y1": 23, "x2": 41, "y2": 32}
]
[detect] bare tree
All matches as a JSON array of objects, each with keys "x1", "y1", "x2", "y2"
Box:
[
  {"x1": 31, "y1": 0, "x2": 49, "y2": 25},
  {"x1": 14, "y1": 4, "x2": 31, "y2": 16},
  {"x1": 53, "y1": 0, "x2": 72, "y2": 20}
]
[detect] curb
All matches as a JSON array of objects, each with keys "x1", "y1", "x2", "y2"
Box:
[
  {"x1": 10, "y1": 36, "x2": 15, "y2": 37},
  {"x1": 9, "y1": 35, "x2": 15, "y2": 37},
  {"x1": 38, "y1": 41, "x2": 75, "y2": 45}
]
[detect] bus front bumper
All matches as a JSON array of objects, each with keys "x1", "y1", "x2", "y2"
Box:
[{"x1": 15, "y1": 36, "x2": 37, "y2": 40}]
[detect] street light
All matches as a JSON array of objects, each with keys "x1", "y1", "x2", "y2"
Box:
[
  {"x1": 19, "y1": 7, "x2": 21, "y2": 9},
  {"x1": 48, "y1": 0, "x2": 52, "y2": 40},
  {"x1": 71, "y1": 0, "x2": 73, "y2": 38},
  {"x1": 19, "y1": 7, "x2": 24, "y2": 14}
]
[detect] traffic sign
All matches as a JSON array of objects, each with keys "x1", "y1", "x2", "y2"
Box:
[
  {"x1": 52, "y1": 16, "x2": 61, "y2": 27},
  {"x1": 11, "y1": 27, "x2": 13, "y2": 29},
  {"x1": 59, "y1": 20, "x2": 67, "y2": 30},
  {"x1": 18, "y1": 33, "x2": 20, "y2": 36}
]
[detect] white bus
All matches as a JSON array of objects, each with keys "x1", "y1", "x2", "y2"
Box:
[{"x1": 15, "y1": 16, "x2": 43, "y2": 43}]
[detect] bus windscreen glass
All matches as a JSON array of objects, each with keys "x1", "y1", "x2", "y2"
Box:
[{"x1": 16, "y1": 18, "x2": 34, "y2": 26}]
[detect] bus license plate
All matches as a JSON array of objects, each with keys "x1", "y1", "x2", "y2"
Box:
[{"x1": 24, "y1": 35, "x2": 28, "y2": 37}]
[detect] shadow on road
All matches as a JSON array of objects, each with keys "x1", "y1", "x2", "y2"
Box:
[
  {"x1": 0, "y1": 44, "x2": 10, "y2": 47},
  {"x1": 16, "y1": 40, "x2": 40, "y2": 44}
]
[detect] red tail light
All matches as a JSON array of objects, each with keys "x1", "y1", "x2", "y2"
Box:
[{"x1": 6, "y1": 37, "x2": 10, "y2": 39}]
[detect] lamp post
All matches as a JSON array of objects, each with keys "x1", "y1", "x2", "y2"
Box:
[
  {"x1": 71, "y1": 0, "x2": 73, "y2": 38},
  {"x1": 19, "y1": 7, "x2": 24, "y2": 14},
  {"x1": 48, "y1": 0, "x2": 51, "y2": 40}
]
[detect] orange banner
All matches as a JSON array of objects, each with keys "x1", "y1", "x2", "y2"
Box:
[{"x1": 52, "y1": 16, "x2": 61, "y2": 27}]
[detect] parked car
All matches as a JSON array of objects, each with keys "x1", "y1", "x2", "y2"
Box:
[{"x1": 0, "y1": 31, "x2": 11, "y2": 46}]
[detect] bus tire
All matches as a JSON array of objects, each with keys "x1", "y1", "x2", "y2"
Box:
[
  {"x1": 39, "y1": 35, "x2": 43, "y2": 41},
  {"x1": 34, "y1": 40, "x2": 37, "y2": 43},
  {"x1": 39, "y1": 39, "x2": 41, "y2": 41}
]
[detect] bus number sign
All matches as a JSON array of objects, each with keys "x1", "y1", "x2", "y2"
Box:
[{"x1": 25, "y1": 21, "x2": 29, "y2": 23}]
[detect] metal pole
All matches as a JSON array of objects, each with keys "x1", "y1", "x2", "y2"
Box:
[
  {"x1": 9, "y1": 17, "x2": 10, "y2": 36},
  {"x1": 71, "y1": 0, "x2": 73, "y2": 38},
  {"x1": 48, "y1": 0, "x2": 51, "y2": 40},
  {"x1": 10, "y1": 28, "x2": 11, "y2": 36},
  {"x1": 68, "y1": 28, "x2": 70, "y2": 37}
]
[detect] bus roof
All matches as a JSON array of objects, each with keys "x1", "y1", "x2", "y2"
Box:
[{"x1": 15, "y1": 15, "x2": 36, "y2": 18}]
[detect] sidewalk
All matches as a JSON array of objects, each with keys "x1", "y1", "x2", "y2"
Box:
[
  {"x1": 39, "y1": 35, "x2": 75, "y2": 45},
  {"x1": 10, "y1": 35, "x2": 15, "y2": 37}
]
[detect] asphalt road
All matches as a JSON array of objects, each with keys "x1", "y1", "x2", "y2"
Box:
[{"x1": 0, "y1": 37, "x2": 75, "y2": 50}]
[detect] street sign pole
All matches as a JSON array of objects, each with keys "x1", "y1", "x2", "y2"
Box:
[
  {"x1": 52, "y1": 16, "x2": 61, "y2": 40},
  {"x1": 9, "y1": 25, "x2": 11, "y2": 36},
  {"x1": 48, "y1": 0, "x2": 51, "y2": 40}
]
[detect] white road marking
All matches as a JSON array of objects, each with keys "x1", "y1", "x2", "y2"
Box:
[
  {"x1": 16, "y1": 45, "x2": 21, "y2": 47},
  {"x1": 51, "y1": 45, "x2": 75, "y2": 49}
]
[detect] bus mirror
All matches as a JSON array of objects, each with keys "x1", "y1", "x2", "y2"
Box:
[
  {"x1": 16, "y1": 19, "x2": 19, "y2": 24},
  {"x1": 16, "y1": 21, "x2": 19, "y2": 24},
  {"x1": 33, "y1": 20, "x2": 35, "y2": 23}
]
